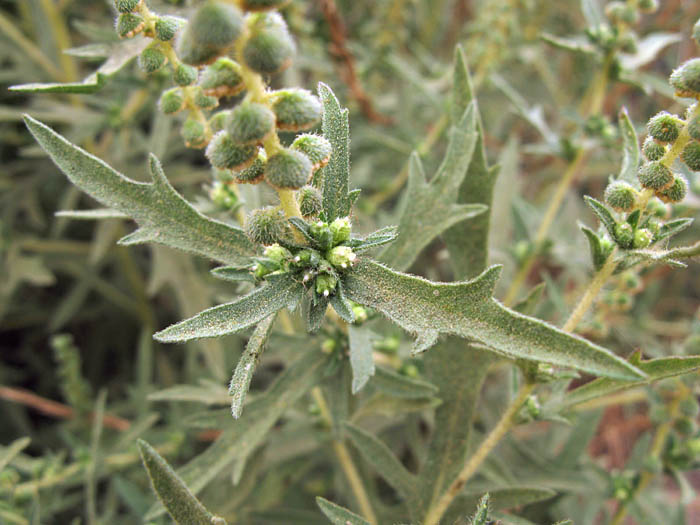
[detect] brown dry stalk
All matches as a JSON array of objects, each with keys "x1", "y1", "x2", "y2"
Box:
[{"x1": 319, "y1": 0, "x2": 393, "y2": 125}]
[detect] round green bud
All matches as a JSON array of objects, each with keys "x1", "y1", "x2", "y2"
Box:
[
  {"x1": 638, "y1": 0, "x2": 658, "y2": 13},
  {"x1": 646, "y1": 217, "x2": 661, "y2": 235},
  {"x1": 264, "y1": 149, "x2": 313, "y2": 189},
  {"x1": 209, "y1": 181, "x2": 238, "y2": 209},
  {"x1": 656, "y1": 174, "x2": 688, "y2": 204},
  {"x1": 159, "y1": 88, "x2": 184, "y2": 114},
  {"x1": 240, "y1": 0, "x2": 291, "y2": 11},
  {"x1": 226, "y1": 102, "x2": 275, "y2": 145},
  {"x1": 674, "y1": 417, "x2": 697, "y2": 436},
  {"x1": 155, "y1": 15, "x2": 183, "y2": 42},
  {"x1": 619, "y1": 32, "x2": 638, "y2": 54},
  {"x1": 694, "y1": 18, "x2": 700, "y2": 46},
  {"x1": 182, "y1": 117, "x2": 208, "y2": 149},
  {"x1": 329, "y1": 217, "x2": 351, "y2": 245},
  {"x1": 614, "y1": 222, "x2": 634, "y2": 249},
  {"x1": 401, "y1": 364, "x2": 419, "y2": 378},
  {"x1": 688, "y1": 116, "x2": 700, "y2": 141},
  {"x1": 605, "y1": 2, "x2": 638, "y2": 25},
  {"x1": 647, "y1": 111, "x2": 682, "y2": 143},
  {"x1": 291, "y1": 134, "x2": 331, "y2": 172},
  {"x1": 193, "y1": 88, "x2": 219, "y2": 110},
  {"x1": 173, "y1": 63, "x2": 198, "y2": 86},
  {"x1": 352, "y1": 304, "x2": 368, "y2": 324},
  {"x1": 621, "y1": 271, "x2": 641, "y2": 291},
  {"x1": 638, "y1": 161, "x2": 673, "y2": 190},
  {"x1": 116, "y1": 12, "x2": 144, "y2": 38},
  {"x1": 315, "y1": 273, "x2": 337, "y2": 297},
  {"x1": 297, "y1": 185, "x2": 322, "y2": 218},
  {"x1": 327, "y1": 245, "x2": 356, "y2": 270},
  {"x1": 264, "y1": 243, "x2": 292, "y2": 265},
  {"x1": 270, "y1": 89, "x2": 322, "y2": 131},
  {"x1": 242, "y1": 13, "x2": 295, "y2": 74},
  {"x1": 642, "y1": 136, "x2": 666, "y2": 161},
  {"x1": 233, "y1": 150, "x2": 266, "y2": 184},
  {"x1": 646, "y1": 196, "x2": 668, "y2": 218},
  {"x1": 669, "y1": 58, "x2": 700, "y2": 98},
  {"x1": 682, "y1": 141, "x2": 700, "y2": 171},
  {"x1": 309, "y1": 220, "x2": 333, "y2": 250},
  {"x1": 633, "y1": 228, "x2": 652, "y2": 249},
  {"x1": 209, "y1": 110, "x2": 231, "y2": 133},
  {"x1": 139, "y1": 43, "x2": 167, "y2": 73},
  {"x1": 115, "y1": 0, "x2": 139, "y2": 13},
  {"x1": 205, "y1": 131, "x2": 258, "y2": 170},
  {"x1": 604, "y1": 180, "x2": 637, "y2": 211},
  {"x1": 190, "y1": 1, "x2": 243, "y2": 49},
  {"x1": 199, "y1": 58, "x2": 245, "y2": 97},
  {"x1": 680, "y1": 397, "x2": 700, "y2": 418},
  {"x1": 245, "y1": 206, "x2": 288, "y2": 245},
  {"x1": 291, "y1": 248, "x2": 321, "y2": 269},
  {"x1": 176, "y1": 27, "x2": 220, "y2": 66}
]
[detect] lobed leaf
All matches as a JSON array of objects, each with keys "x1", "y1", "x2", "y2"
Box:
[
  {"x1": 348, "y1": 325, "x2": 375, "y2": 394},
  {"x1": 316, "y1": 497, "x2": 370, "y2": 525},
  {"x1": 137, "y1": 439, "x2": 226, "y2": 525},
  {"x1": 24, "y1": 117, "x2": 257, "y2": 266},
  {"x1": 229, "y1": 314, "x2": 276, "y2": 418},
  {"x1": 343, "y1": 260, "x2": 644, "y2": 380},
  {"x1": 154, "y1": 275, "x2": 302, "y2": 343}
]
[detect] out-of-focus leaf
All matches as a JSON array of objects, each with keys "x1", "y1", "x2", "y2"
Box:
[
  {"x1": 617, "y1": 108, "x2": 639, "y2": 185},
  {"x1": 654, "y1": 218, "x2": 694, "y2": 243},
  {"x1": 444, "y1": 487, "x2": 555, "y2": 524},
  {"x1": 24, "y1": 117, "x2": 258, "y2": 265},
  {"x1": 346, "y1": 226, "x2": 398, "y2": 253},
  {"x1": 316, "y1": 497, "x2": 370, "y2": 525},
  {"x1": 620, "y1": 33, "x2": 682, "y2": 70},
  {"x1": 372, "y1": 366, "x2": 438, "y2": 399},
  {"x1": 344, "y1": 259, "x2": 645, "y2": 379},
  {"x1": 513, "y1": 283, "x2": 546, "y2": 315},
  {"x1": 584, "y1": 196, "x2": 616, "y2": 238},
  {"x1": 55, "y1": 209, "x2": 128, "y2": 220},
  {"x1": 10, "y1": 73, "x2": 106, "y2": 94},
  {"x1": 148, "y1": 383, "x2": 230, "y2": 406},
  {"x1": 0, "y1": 437, "x2": 31, "y2": 472},
  {"x1": 348, "y1": 325, "x2": 375, "y2": 393},
  {"x1": 540, "y1": 33, "x2": 597, "y2": 54}
]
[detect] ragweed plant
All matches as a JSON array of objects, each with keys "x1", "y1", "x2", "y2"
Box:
[{"x1": 3, "y1": 1, "x2": 700, "y2": 524}]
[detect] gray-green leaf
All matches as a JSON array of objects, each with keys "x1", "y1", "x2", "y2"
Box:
[
  {"x1": 372, "y1": 366, "x2": 438, "y2": 399},
  {"x1": 348, "y1": 325, "x2": 375, "y2": 394},
  {"x1": 137, "y1": 439, "x2": 226, "y2": 525},
  {"x1": 317, "y1": 497, "x2": 370, "y2": 525},
  {"x1": 617, "y1": 108, "x2": 639, "y2": 185},
  {"x1": 343, "y1": 259, "x2": 644, "y2": 380},
  {"x1": 24, "y1": 116, "x2": 257, "y2": 265}
]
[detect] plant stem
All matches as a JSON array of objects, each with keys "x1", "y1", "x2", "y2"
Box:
[
  {"x1": 278, "y1": 188, "x2": 303, "y2": 219},
  {"x1": 312, "y1": 387, "x2": 378, "y2": 524},
  {"x1": 424, "y1": 382, "x2": 536, "y2": 525}
]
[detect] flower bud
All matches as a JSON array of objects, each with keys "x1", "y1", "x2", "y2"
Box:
[
  {"x1": 264, "y1": 243, "x2": 291, "y2": 265},
  {"x1": 689, "y1": 115, "x2": 700, "y2": 141},
  {"x1": 638, "y1": 161, "x2": 673, "y2": 190},
  {"x1": 270, "y1": 89, "x2": 322, "y2": 131},
  {"x1": 656, "y1": 174, "x2": 688, "y2": 204},
  {"x1": 181, "y1": 117, "x2": 208, "y2": 148},
  {"x1": 669, "y1": 58, "x2": 700, "y2": 98},
  {"x1": 309, "y1": 221, "x2": 333, "y2": 250},
  {"x1": 264, "y1": 149, "x2": 313, "y2": 189},
  {"x1": 315, "y1": 273, "x2": 337, "y2": 297},
  {"x1": 291, "y1": 248, "x2": 320, "y2": 269},
  {"x1": 155, "y1": 15, "x2": 184, "y2": 42},
  {"x1": 605, "y1": 2, "x2": 638, "y2": 25},
  {"x1": 614, "y1": 222, "x2": 634, "y2": 249},
  {"x1": 139, "y1": 43, "x2": 167, "y2": 73},
  {"x1": 681, "y1": 141, "x2": 700, "y2": 171},
  {"x1": 633, "y1": 228, "x2": 652, "y2": 249},
  {"x1": 297, "y1": 185, "x2": 322, "y2": 218},
  {"x1": 226, "y1": 102, "x2": 275, "y2": 145},
  {"x1": 642, "y1": 136, "x2": 666, "y2": 161},
  {"x1": 159, "y1": 88, "x2": 184, "y2": 114},
  {"x1": 193, "y1": 88, "x2": 219, "y2": 110},
  {"x1": 190, "y1": 1, "x2": 244, "y2": 49},
  {"x1": 604, "y1": 180, "x2": 637, "y2": 211},
  {"x1": 173, "y1": 63, "x2": 198, "y2": 86},
  {"x1": 327, "y1": 245, "x2": 356, "y2": 270},
  {"x1": 199, "y1": 58, "x2": 245, "y2": 97},
  {"x1": 205, "y1": 131, "x2": 258, "y2": 170},
  {"x1": 116, "y1": 12, "x2": 144, "y2": 38},
  {"x1": 245, "y1": 206, "x2": 288, "y2": 245},
  {"x1": 233, "y1": 150, "x2": 266, "y2": 184},
  {"x1": 329, "y1": 217, "x2": 351, "y2": 245},
  {"x1": 291, "y1": 134, "x2": 332, "y2": 171},
  {"x1": 637, "y1": 0, "x2": 658, "y2": 13},
  {"x1": 242, "y1": 13, "x2": 295, "y2": 74},
  {"x1": 115, "y1": 0, "x2": 139, "y2": 13},
  {"x1": 674, "y1": 417, "x2": 697, "y2": 436},
  {"x1": 352, "y1": 303, "x2": 368, "y2": 324},
  {"x1": 176, "y1": 29, "x2": 219, "y2": 66},
  {"x1": 647, "y1": 112, "x2": 683, "y2": 143},
  {"x1": 209, "y1": 111, "x2": 231, "y2": 133},
  {"x1": 618, "y1": 32, "x2": 638, "y2": 54},
  {"x1": 209, "y1": 181, "x2": 238, "y2": 209},
  {"x1": 680, "y1": 397, "x2": 700, "y2": 418},
  {"x1": 241, "y1": 0, "x2": 291, "y2": 11}
]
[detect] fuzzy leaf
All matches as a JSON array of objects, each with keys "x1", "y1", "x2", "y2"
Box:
[
  {"x1": 148, "y1": 383, "x2": 230, "y2": 406},
  {"x1": 345, "y1": 423, "x2": 417, "y2": 499},
  {"x1": 229, "y1": 314, "x2": 276, "y2": 418},
  {"x1": 137, "y1": 439, "x2": 226, "y2": 525},
  {"x1": 55, "y1": 208, "x2": 128, "y2": 220},
  {"x1": 330, "y1": 283, "x2": 356, "y2": 323},
  {"x1": 343, "y1": 260, "x2": 644, "y2": 379},
  {"x1": 348, "y1": 325, "x2": 375, "y2": 394},
  {"x1": 443, "y1": 47, "x2": 499, "y2": 279},
  {"x1": 584, "y1": 196, "x2": 616, "y2": 238},
  {"x1": 24, "y1": 117, "x2": 257, "y2": 265},
  {"x1": 444, "y1": 487, "x2": 556, "y2": 524},
  {"x1": 617, "y1": 108, "x2": 639, "y2": 185},
  {"x1": 10, "y1": 73, "x2": 106, "y2": 94},
  {"x1": 372, "y1": 366, "x2": 439, "y2": 399},
  {"x1": 154, "y1": 276, "x2": 302, "y2": 342},
  {"x1": 210, "y1": 266, "x2": 256, "y2": 283},
  {"x1": 0, "y1": 437, "x2": 31, "y2": 472},
  {"x1": 540, "y1": 33, "x2": 597, "y2": 54},
  {"x1": 471, "y1": 494, "x2": 491, "y2": 525},
  {"x1": 347, "y1": 226, "x2": 399, "y2": 253},
  {"x1": 620, "y1": 32, "x2": 683, "y2": 70},
  {"x1": 318, "y1": 83, "x2": 352, "y2": 221},
  {"x1": 654, "y1": 218, "x2": 694, "y2": 243},
  {"x1": 563, "y1": 355, "x2": 700, "y2": 408},
  {"x1": 316, "y1": 497, "x2": 370, "y2": 525},
  {"x1": 381, "y1": 104, "x2": 487, "y2": 271},
  {"x1": 580, "y1": 224, "x2": 610, "y2": 271}
]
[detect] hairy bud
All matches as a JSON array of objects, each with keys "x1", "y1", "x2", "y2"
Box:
[
  {"x1": 116, "y1": 12, "x2": 144, "y2": 38},
  {"x1": 327, "y1": 245, "x2": 356, "y2": 270},
  {"x1": 681, "y1": 141, "x2": 700, "y2": 171},
  {"x1": 227, "y1": 102, "x2": 275, "y2": 145},
  {"x1": 200, "y1": 58, "x2": 245, "y2": 97},
  {"x1": 656, "y1": 174, "x2": 688, "y2": 204},
  {"x1": 614, "y1": 222, "x2": 634, "y2": 249},
  {"x1": 669, "y1": 58, "x2": 700, "y2": 98},
  {"x1": 604, "y1": 180, "x2": 637, "y2": 211},
  {"x1": 155, "y1": 16, "x2": 183, "y2": 42},
  {"x1": 181, "y1": 117, "x2": 208, "y2": 149},
  {"x1": 264, "y1": 243, "x2": 292, "y2": 265},
  {"x1": 139, "y1": 43, "x2": 167, "y2": 73},
  {"x1": 189, "y1": 1, "x2": 244, "y2": 49},
  {"x1": 647, "y1": 112, "x2": 682, "y2": 143},
  {"x1": 241, "y1": 0, "x2": 291, "y2": 11},
  {"x1": 638, "y1": 161, "x2": 673, "y2": 190},
  {"x1": 193, "y1": 88, "x2": 219, "y2": 110},
  {"x1": 633, "y1": 228, "x2": 653, "y2": 249},
  {"x1": 642, "y1": 136, "x2": 666, "y2": 161},
  {"x1": 115, "y1": 0, "x2": 139, "y2": 13},
  {"x1": 176, "y1": 29, "x2": 219, "y2": 66},
  {"x1": 315, "y1": 273, "x2": 337, "y2": 297},
  {"x1": 245, "y1": 206, "x2": 288, "y2": 245},
  {"x1": 205, "y1": 131, "x2": 258, "y2": 170},
  {"x1": 264, "y1": 149, "x2": 313, "y2": 189},
  {"x1": 637, "y1": 0, "x2": 658, "y2": 13},
  {"x1": 291, "y1": 134, "x2": 332, "y2": 172},
  {"x1": 173, "y1": 63, "x2": 198, "y2": 86},
  {"x1": 297, "y1": 185, "x2": 322, "y2": 218},
  {"x1": 689, "y1": 115, "x2": 700, "y2": 141},
  {"x1": 233, "y1": 150, "x2": 266, "y2": 184},
  {"x1": 159, "y1": 88, "x2": 184, "y2": 114},
  {"x1": 330, "y1": 217, "x2": 351, "y2": 245},
  {"x1": 270, "y1": 89, "x2": 322, "y2": 131},
  {"x1": 605, "y1": 2, "x2": 638, "y2": 25},
  {"x1": 242, "y1": 13, "x2": 295, "y2": 74}
]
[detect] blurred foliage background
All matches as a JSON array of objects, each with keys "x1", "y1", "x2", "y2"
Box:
[{"x1": 2, "y1": 0, "x2": 700, "y2": 523}]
